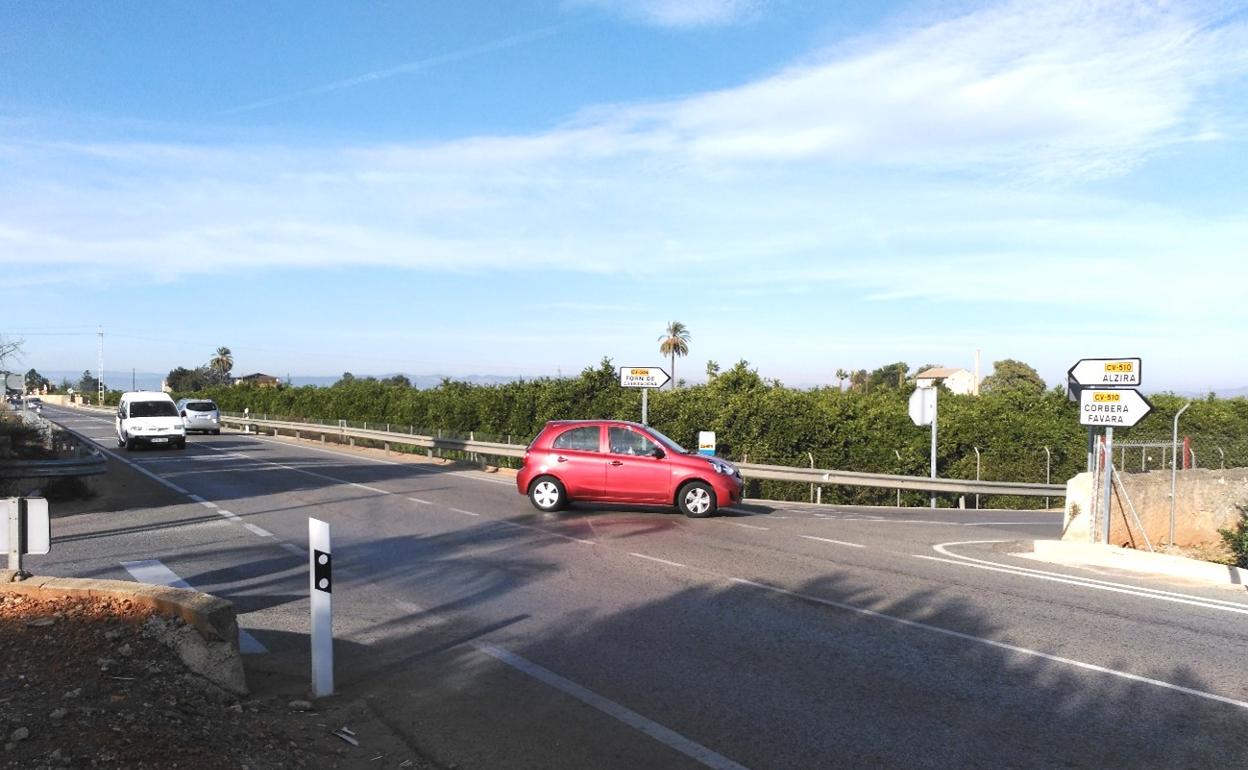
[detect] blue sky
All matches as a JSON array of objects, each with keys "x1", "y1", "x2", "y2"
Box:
[{"x1": 3, "y1": 0, "x2": 1248, "y2": 392}]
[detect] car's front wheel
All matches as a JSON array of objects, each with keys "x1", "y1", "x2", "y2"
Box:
[
  {"x1": 677, "y1": 481, "x2": 717, "y2": 518},
  {"x1": 528, "y1": 476, "x2": 566, "y2": 512}
]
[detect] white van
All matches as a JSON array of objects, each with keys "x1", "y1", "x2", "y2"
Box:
[{"x1": 116, "y1": 391, "x2": 186, "y2": 450}]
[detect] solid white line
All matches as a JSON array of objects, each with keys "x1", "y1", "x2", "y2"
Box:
[
  {"x1": 450, "y1": 507, "x2": 481, "y2": 517},
  {"x1": 800, "y1": 536, "x2": 866, "y2": 549},
  {"x1": 924, "y1": 541, "x2": 1248, "y2": 613},
  {"x1": 241, "y1": 522, "x2": 274, "y2": 538},
  {"x1": 630, "y1": 553, "x2": 690, "y2": 569},
  {"x1": 475, "y1": 644, "x2": 750, "y2": 770},
  {"x1": 120, "y1": 559, "x2": 268, "y2": 654},
  {"x1": 281, "y1": 543, "x2": 304, "y2": 556},
  {"x1": 245, "y1": 433, "x2": 515, "y2": 486},
  {"x1": 724, "y1": 576, "x2": 1248, "y2": 711},
  {"x1": 166, "y1": 484, "x2": 189, "y2": 494},
  {"x1": 964, "y1": 521, "x2": 1059, "y2": 527},
  {"x1": 728, "y1": 522, "x2": 769, "y2": 530}
]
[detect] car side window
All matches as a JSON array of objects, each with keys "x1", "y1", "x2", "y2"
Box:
[
  {"x1": 608, "y1": 427, "x2": 657, "y2": 456},
  {"x1": 551, "y1": 426, "x2": 601, "y2": 452}
]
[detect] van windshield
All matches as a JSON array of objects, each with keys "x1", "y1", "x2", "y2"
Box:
[
  {"x1": 130, "y1": 401, "x2": 177, "y2": 418},
  {"x1": 186, "y1": 401, "x2": 217, "y2": 412}
]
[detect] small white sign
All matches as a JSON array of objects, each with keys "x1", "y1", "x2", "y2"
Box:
[
  {"x1": 0, "y1": 498, "x2": 50, "y2": 555},
  {"x1": 619, "y1": 366, "x2": 670, "y2": 389},
  {"x1": 909, "y1": 387, "x2": 937, "y2": 426},
  {"x1": 697, "y1": 431, "x2": 716, "y2": 456},
  {"x1": 1078, "y1": 388, "x2": 1153, "y2": 427},
  {"x1": 1068, "y1": 358, "x2": 1141, "y2": 387}
]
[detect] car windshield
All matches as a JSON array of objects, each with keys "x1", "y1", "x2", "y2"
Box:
[
  {"x1": 186, "y1": 401, "x2": 216, "y2": 411},
  {"x1": 130, "y1": 401, "x2": 178, "y2": 418},
  {"x1": 645, "y1": 427, "x2": 688, "y2": 454}
]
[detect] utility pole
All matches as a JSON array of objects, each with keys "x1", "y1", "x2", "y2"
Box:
[{"x1": 97, "y1": 326, "x2": 105, "y2": 406}]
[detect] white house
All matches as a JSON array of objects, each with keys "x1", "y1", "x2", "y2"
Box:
[{"x1": 915, "y1": 367, "x2": 979, "y2": 396}]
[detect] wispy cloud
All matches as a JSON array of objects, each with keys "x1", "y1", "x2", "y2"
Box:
[
  {"x1": 219, "y1": 25, "x2": 564, "y2": 115},
  {"x1": 572, "y1": 0, "x2": 764, "y2": 28}
]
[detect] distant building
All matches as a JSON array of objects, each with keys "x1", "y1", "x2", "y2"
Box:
[
  {"x1": 234, "y1": 372, "x2": 281, "y2": 388},
  {"x1": 915, "y1": 367, "x2": 979, "y2": 396}
]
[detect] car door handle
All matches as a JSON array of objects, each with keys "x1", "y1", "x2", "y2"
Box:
[
  {"x1": 556, "y1": 456, "x2": 569, "y2": 462},
  {"x1": 610, "y1": 460, "x2": 623, "y2": 466}
]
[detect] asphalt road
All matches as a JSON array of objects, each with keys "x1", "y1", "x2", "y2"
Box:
[{"x1": 29, "y1": 405, "x2": 1248, "y2": 768}]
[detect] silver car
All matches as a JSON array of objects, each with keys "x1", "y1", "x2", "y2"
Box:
[{"x1": 176, "y1": 398, "x2": 221, "y2": 435}]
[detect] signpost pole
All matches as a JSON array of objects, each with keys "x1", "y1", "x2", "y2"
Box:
[
  {"x1": 1100, "y1": 428, "x2": 1115, "y2": 544},
  {"x1": 6, "y1": 499, "x2": 20, "y2": 572},
  {"x1": 1086, "y1": 428, "x2": 1095, "y2": 472},
  {"x1": 929, "y1": 390, "x2": 938, "y2": 509},
  {"x1": 642, "y1": 387, "x2": 648, "y2": 426}
]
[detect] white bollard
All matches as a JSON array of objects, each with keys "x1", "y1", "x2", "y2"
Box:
[{"x1": 308, "y1": 518, "x2": 333, "y2": 697}]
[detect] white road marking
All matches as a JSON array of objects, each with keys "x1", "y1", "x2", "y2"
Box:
[
  {"x1": 242, "y1": 523, "x2": 274, "y2": 538},
  {"x1": 728, "y1": 522, "x2": 769, "y2": 530},
  {"x1": 725, "y1": 576, "x2": 1248, "y2": 712},
  {"x1": 800, "y1": 536, "x2": 866, "y2": 549},
  {"x1": 630, "y1": 553, "x2": 689, "y2": 569},
  {"x1": 919, "y1": 541, "x2": 1248, "y2": 615},
  {"x1": 281, "y1": 543, "x2": 304, "y2": 556},
  {"x1": 962, "y1": 521, "x2": 1058, "y2": 527},
  {"x1": 407, "y1": 497, "x2": 432, "y2": 505},
  {"x1": 121, "y1": 559, "x2": 268, "y2": 654},
  {"x1": 475, "y1": 644, "x2": 750, "y2": 770},
  {"x1": 217, "y1": 509, "x2": 240, "y2": 520},
  {"x1": 450, "y1": 508, "x2": 481, "y2": 517}
]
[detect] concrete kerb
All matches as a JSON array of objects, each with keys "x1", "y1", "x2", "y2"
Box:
[
  {"x1": 0, "y1": 571, "x2": 248, "y2": 694},
  {"x1": 1022, "y1": 540, "x2": 1248, "y2": 590}
]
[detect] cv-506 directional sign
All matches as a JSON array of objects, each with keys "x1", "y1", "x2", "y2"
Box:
[
  {"x1": 619, "y1": 366, "x2": 670, "y2": 389},
  {"x1": 1079, "y1": 388, "x2": 1153, "y2": 427},
  {"x1": 1068, "y1": 358, "x2": 1141, "y2": 388}
]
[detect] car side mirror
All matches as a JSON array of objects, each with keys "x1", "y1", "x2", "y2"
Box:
[
  {"x1": 651, "y1": 447, "x2": 666, "y2": 459},
  {"x1": 181, "y1": 410, "x2": 187, "y2": 417}
]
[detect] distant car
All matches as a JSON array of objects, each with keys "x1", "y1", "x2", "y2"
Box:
[
  {"x1": 176, "y1": 398, "x2": 221, "y2": 435},
  {"x1": 116, "y1": 391, "x2": 186, "y2": 450},
  {"x1": 516, "y1": 420, "x2": 743, "y2": 517},
  {"x1": 26, "y1": 397, "x2": 43, "y2": 413}
]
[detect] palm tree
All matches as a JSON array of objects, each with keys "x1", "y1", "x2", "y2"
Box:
[
  {"x1": 211, "y1": 346, "x2": 233, "y2": 375},
  {"x1": 658, "y1": 321, "x2": 691, "y2": 389},
  {"x1": 835, "y1": 368, "x2": 849, "y2": 391},
  {"x1": 705, "y1": 360, "x2": 720, "y2": 382}
]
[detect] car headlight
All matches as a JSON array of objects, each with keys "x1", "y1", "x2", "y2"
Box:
[{"x1": 710, "y1": 460, "x2": 734, "y2": 475}]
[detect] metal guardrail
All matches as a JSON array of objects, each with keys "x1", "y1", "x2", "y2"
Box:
[
  {"x1": 0, "y1": 416, "x2": 108, "y2": 480},
  {"x1": 222, "y1": 415, "x2": 1065, "y2": 498}
]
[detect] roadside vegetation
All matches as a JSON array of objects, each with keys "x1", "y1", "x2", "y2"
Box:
[{"x1": 165, "y1": 358, "x2": 1248, "y2": 508}]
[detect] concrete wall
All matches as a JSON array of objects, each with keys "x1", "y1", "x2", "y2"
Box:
[{"x1": 1063, "y1": 468, "x2": 1248, "y2": 549}]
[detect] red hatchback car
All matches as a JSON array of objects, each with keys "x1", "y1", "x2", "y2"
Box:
[{"x1": 517, "y1": 420, "x2": 743, "y2": 517}]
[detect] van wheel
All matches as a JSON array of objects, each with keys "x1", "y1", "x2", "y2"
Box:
[
  {"x1": 177, "y1": 440, "x2": 187, "y2": 450},
  {"x1": 529, "y1": 476, "x2": 566, "y2": 512},
  {"x1": 677, "y1": 481, "x2": 717, "y2": 518},
  {"x1": 212, "y1": 430, "x2": 220, "y2": 435},
  {"x1": 124, "y1": 435, "x2": 135, "y2": 451}
]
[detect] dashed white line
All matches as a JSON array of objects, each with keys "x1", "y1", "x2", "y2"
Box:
[
  {"x1": 800, "y1": 535, "x2": 866, "y2": 549},
  {"x1": 241, "y1": 523, "x2": 274, "y2": 538},
  {"x1": 728, "y1": 522, "x2": 769, "y2": 531},
  {"x1": 120, "y1": 559, "x2": 268, "y2": 654},
  {"x1": 449, "y1": 507, "x2": 481, "y2": 517},
  {"x1": 217, "y1": 509, "x2": 240, "y2": 520},
  {"x1": 407, "y1": 497, "x2": 432, "y2": 505},
  {"x1": 629, "y1": 553, "x2": 689, "y2": 569}
]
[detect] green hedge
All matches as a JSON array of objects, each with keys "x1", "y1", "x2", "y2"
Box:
[{"x1": 178, "y1": 359, "x2": 1248, "y2": 508}]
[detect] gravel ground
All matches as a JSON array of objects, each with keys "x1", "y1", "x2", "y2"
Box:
[{"x1": 0, "y1": 593, "x2": 436, "y2": 769}]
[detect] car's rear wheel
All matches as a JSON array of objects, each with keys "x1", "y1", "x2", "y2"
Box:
[
  {"x1": 528, "y1": 476, "x2": 566, "y2": 512},
  {"x1": 212, "y1": 429, "x2": 220, "y2": 435},
  {"x1": 677, "y1": 481, "x2": 717, "y2": 518}
]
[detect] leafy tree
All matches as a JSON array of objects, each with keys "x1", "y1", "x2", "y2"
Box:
[
  {"x1": 78, "y1": 370, "x2": 100, "y2": 394},
  {"x1": 382, "y1": 374, "x2": 412, "y2": 388},
  {"x1": 25, "y1": 368, "x2": 50, "y2": 391},
  {"x1": 981, "y1": 359, "x2": 1046, "y2": 395},
  {"x1": 211, "y1": 347, "x2": 234, "y2": 376},
  {"x1": 658, "y1": 321, "x2": 690, "y2": 390},
  {"x1": 868, "y1": 361, "x2": 910, "y2": 390},
  {"x1": 849, "y1": 369, "x2": 868, "y2": 392},
  {"x1": 335, "y1": 373, "x2": 356, "y2": 386}
]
